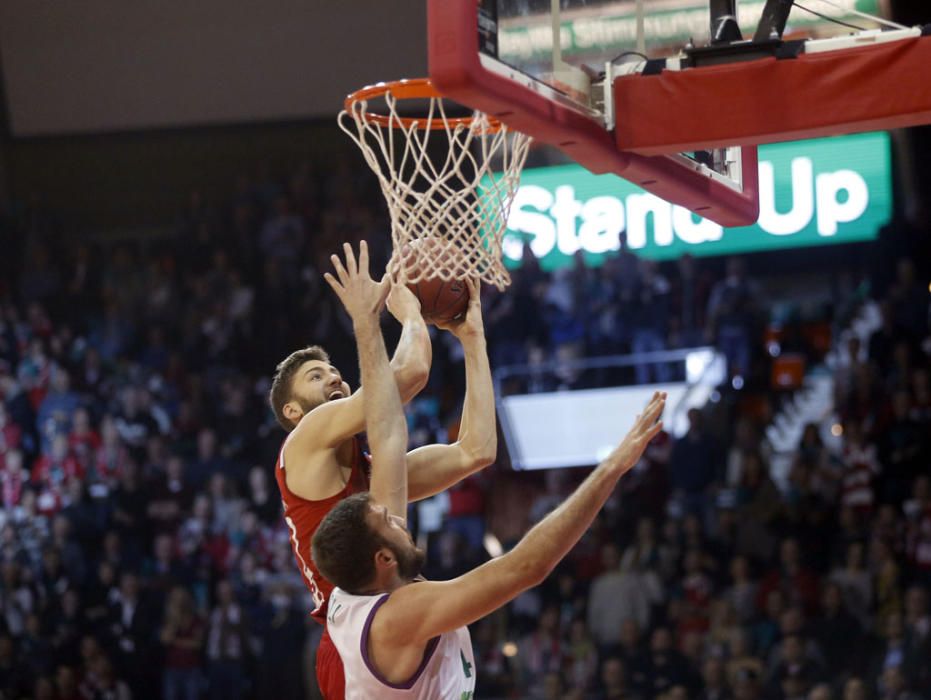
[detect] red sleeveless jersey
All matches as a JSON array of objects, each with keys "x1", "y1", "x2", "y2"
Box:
[{"x1": 274, "y1": 436, "x2": 370, "y2": 624}]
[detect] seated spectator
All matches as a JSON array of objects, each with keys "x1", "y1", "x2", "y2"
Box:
[
  {"x1": 674, "y1": 548, "x2": 714, "y2": 638},
  {"x1": 471, "y1": 616, "x2": 516, "y2": 698},
  {"x1": 727, "y1": 628, "x2": 765, "y2": 687},
  {"x1": 90, "y1": 416, "x2": 130, "y2": 495},
  {"x1": 755, "y1": 589, "x2": 786, "y2": 657},
  {"x1": 757, "y1": 538, "x2": 821, "y2": 617},
  {"x1": 843, "y1": 677, "x2": 868, "y2": 700},
  {"x1": 644, "y1": 626, "x2": 698, "y2": 697},
  {"x1": 707, "y1": 599, "x2": 742, "y2": 658},
  {"x1": 246, "y1": 465, "x2": 279, "y2": 525},
  {"x1": 830, "y1": 541, "x2": 873, "y2": 627},
  {"x1": 37, "y1": 546, "x2": 73, "y2": 605},
  {"x1": 0, "y1": 448, "x2": 28, "y2": 510},
  {"x1": 147, "y1": 455, "x2": 193, "y2": 535},
  {"x1": 868, "y1": 302, "x2": 901, "y2": 377},
  {"x1": 564, "y1": 617, "x2": 598, "y2": 694},
  {"x1": 20, "y1": 612, "x2": 54, "y2": 679},
  {"x1": 32, "y1": 434, "x2": 83, "y2": 515},
  {"x1": 768, "y1": 633, "x2": 825, "y2": 700},
  {"x1": 540, "y1": 670, "x2": 567, "y2": 700},
  {"x1": 160, "y1": 586, "x2": 205, "y2": 700},
  {"x1": 735, "y1": 451, "x2": 782, "y2": 561},
  {"x1": 83, "y1": 561, "x2": 118, "y2": 628},
  {"x1": 36, "y1": 367, "x2": 80, "y2": 449},
  {"x1": 723, "y1": 555, "x2": 759, "y2": 625},
  {"x1": 207, "y1": 473, "x2": 241, "y2": 540},
  {"x1": 145, "y1": 533, "x2": 193, "y2": 598},
  {"x1": 700, "y1": 656, "x2": 732, "y2": 700},
  {"x1": 725, "y1": 417, "x2": 764, "y2": 488},
  {"x1": 206, "y1": 580, "x2": 250, "y2": 700},
  {"x1": 767, "y1": 607, "x2": 825, "y2": 676},
  {"x1": 107, "y1": 572, "x2": 155, "y2": 689},
  {"x1": 631, "y1": 259, "x2": 672, "y2": 385},
  {"x1": 49, "y1": 588, "x2": 84, "y2": 668},
  {"x1": 0, "y1": 402, "x2": 22, "y2": 455},
  {"x1": 903, "y1": 475, "x2": 931, "y2": 581},
  {"x1": 591, "y1": 618, "x2": 647, "y2": 694},
  {"x1": 878, "y1": 665, "x2": 922, "y2": 700},
  {"x1": 67, "y1": 408, "x2": 100, "y2": 475},
  {"x1": 873, "y1": 540, "x2": 904, "y2": 632},
  {"x1": 622, "y1": 517, "x2": 662, "y2": 573},
  {"x1": 49, "y1": 515, "x2": 86, "y2": 589},
  {"x1": 868, "y1": 613, "x2": 922, "y2": 692},
  {"x1": 516, "y1": 604, "x2": 565, "y2": 694},
  {"x1": 811, "y1": 582, "x2": 864, "y2": 678},
  {"x1": 188, "y1": 428, "x2": 231, "y2": 491},
  {"x1": 669, "y1": 409, "x2": 720, "y2": 525},
  {"x1": 877, "y1": 390, "x2": 924, "y2": 504},
  {"x1": 838, "y1": 420, "x2": 881, "y2": 515},
  {"x1": 113, "y1": 386, "x2": 161, "y2": 460},
  {"x1": 54, "y1": 664, "x2": 81, "y2": 700},
  {"x1": 599, "y1": 656, "x2": 640, "y2": 700},
  {"x1": 79, "y1": 652, "x2": 132, "y2": 700},
  {"x1": 705, "y1": 257, "x2": 760, "y2": 380},
  {"x1": 902, "y1": 585, "x2": 931, "y2": 696},
  {"x1": 588, "y1": 543, "x2": 653, "y2": 649}
]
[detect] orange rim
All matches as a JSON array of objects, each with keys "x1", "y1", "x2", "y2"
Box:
[{"x1": 344, "y1": 78, "x2": 502, "y2": 132}]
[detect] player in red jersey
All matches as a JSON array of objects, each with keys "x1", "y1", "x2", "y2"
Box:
[{"x1": 268, "y1": 242, "x2": 496, "y2": 699}]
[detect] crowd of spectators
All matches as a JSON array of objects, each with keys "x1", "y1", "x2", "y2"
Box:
[
  {"x1": 465, "y1": 255, "x2": 929, "y2": 700},
  {"x1": 0, "y1": 151, "x2": 928, "y2": 700}
]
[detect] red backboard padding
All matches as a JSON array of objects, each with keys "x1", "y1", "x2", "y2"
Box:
[{"x1": 614, "y1": 35, "x2": 931, "y2": 156}]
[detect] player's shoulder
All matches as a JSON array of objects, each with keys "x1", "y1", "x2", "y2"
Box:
[{"x1": 329, "y1": 588, "x2": 388, "y2": 625}]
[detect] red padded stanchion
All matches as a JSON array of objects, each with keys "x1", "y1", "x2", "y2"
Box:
[{"x1": 614, "y1": 35, "x2": 931, "y2": 156}]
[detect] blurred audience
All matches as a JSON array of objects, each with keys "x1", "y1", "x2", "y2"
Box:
[{"x1": 0, "y1": 155, "x2": 928, "y2": 700}]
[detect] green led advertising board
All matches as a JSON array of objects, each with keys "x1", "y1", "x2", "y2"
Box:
[{"x1": 500, "y1": 132, "x2": 892, "y2": 270}]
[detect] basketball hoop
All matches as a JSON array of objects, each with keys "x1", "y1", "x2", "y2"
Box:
[{"x1": 339, "y1": 78, "x2": 531, "y2": 290}]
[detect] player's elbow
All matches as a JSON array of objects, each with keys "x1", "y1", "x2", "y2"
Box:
[
  {"x1": 461, "y1": 434, "x2": 497, "y2": 472},
  {"x1": 521, "y1": 558, "x2": 553, "y2": 589},
  {"x1": 468, "y1": 444, "x2": 496, "y2": 471},
  {"x1": 397, "y1": 359, "x2": 430, "y2": 402},
  {"x1": 507, "y1": 552, "x2": 552, "y2": 590}
]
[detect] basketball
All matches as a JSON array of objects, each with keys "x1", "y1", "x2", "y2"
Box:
[
  {"x1": 408, "y1": 275, "x2": 469, "y2": 325},
  {"x1": 397, "y1": 238, "x2": 470, "y2": 325}
]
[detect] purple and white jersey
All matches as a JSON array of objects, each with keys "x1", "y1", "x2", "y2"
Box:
[{"x1": 328, "y1": 587, "x2": 476, "y2": 699}]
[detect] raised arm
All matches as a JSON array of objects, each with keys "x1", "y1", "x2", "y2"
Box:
[
  {"x1": 375, "y1": 392, "x2": 666, "y2": 644},
  {"x1": 388, "y1": 286, "x2": 432, "y2": 404},
  {"x1": 324, "y1": 242, "x2": 409, "y2": 519},
  {"x1": 406, "y1": 278, "x2": 497, "y2": 501}
]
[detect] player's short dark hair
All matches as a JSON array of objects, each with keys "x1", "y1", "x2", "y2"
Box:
[
  {"x1": 268, "y1": 345, "x2": 330, "y2": 432},
  {"x1": 312, "y1": 492, "x2": 387, "y2": 594}
]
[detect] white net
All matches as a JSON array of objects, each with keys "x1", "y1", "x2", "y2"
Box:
[{"x1": 339, "y1": 81, "x2": 531, "y2": 290}]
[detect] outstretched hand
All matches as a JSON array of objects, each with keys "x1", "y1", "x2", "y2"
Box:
[
  {"x1": 324, "y1": 241, "x2": 391, "y2": 325},
  {"x1": 434, "y1": 277, "x2": 484, "y2": 341},
  {"x1": 607, "y1": 391, "x2": 666, "y2": 476}
]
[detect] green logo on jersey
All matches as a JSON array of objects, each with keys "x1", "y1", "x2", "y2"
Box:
[{"x1": 460, "y1": 649, "x2": 473, "y2": 678}]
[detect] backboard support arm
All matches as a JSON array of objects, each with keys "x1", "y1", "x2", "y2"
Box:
[
  {"x1": 710, "y1": 0, "x2": 744, "y2": 44},
  {"x1": 753, "y1": 0, "x2": 795, "y2": 41}
]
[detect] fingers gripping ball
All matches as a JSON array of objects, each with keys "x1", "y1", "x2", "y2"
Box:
[
  {"x1": 400, "y1": 239, "x2": 469, "y2": 325},
  {"x1": 409, "y1": 277, "x2": 469, "y2": 325}
]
